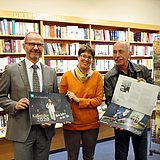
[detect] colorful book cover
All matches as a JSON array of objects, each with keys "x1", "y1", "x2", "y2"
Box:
[
  {"x1": 29, "y1": 92, "x2": 73, "y2": 124},
  {"x1": 3, "y1": 39, "x2": 11, "y2": 53},
  {"x1": 153, "y1": 34, "x2": 160, "y2": 99},
  {"x1": 151, "y1": 103, "x2": 160, "y2": 144},
  {"x1": 100, "y1": 102, "x2": 150, "y2": 136}
]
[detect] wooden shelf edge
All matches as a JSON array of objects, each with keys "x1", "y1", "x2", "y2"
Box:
[{"x1": 0, "y1": 10, "x2": 159, "y2": 30}]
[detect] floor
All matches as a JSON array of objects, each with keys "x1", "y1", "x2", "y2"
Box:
[{"x1": 49, "y1": 131, "x2": 160, "y2": 160}]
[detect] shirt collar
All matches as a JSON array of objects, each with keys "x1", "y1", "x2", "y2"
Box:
[
  {"x1": 25, "y1": 57, "x2": 41, "y2": 69},
  {"x1": 118, "y1": 61, "x2": 135, "y2": 75}
]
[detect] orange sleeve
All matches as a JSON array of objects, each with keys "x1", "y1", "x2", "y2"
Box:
[{"x1": 59, "y1": 73, "x2": 68, "y2": 94}]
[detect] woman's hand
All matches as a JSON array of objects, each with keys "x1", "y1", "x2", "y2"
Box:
[{"x1": 66, "y1": 91, "x2": 79, "y2": 103}]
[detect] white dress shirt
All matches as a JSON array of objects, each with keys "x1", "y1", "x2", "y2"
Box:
[{"x1": 25, "y1": 58, "x2": 43, "y2": 92}]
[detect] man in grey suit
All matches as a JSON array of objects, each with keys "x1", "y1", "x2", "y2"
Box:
[{"x1": 0, "y1": 32, "x2": 58, "y2": 160}]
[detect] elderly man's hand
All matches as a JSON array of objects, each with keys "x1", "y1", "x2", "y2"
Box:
[{"x1": 137, "y1": 77, "x2": 146, "y2": 82}]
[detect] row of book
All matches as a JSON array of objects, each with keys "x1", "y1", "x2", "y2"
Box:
[
  {"x1": 46, "y1": 59, "x2": 115, "y2": 72},
  {"x1": 45, "y1": 60, "x2": 78, "y2": 72},
  {"x1": 94, "y1": 45, "x2": 153, "y2": 56},
  {"x1": 0, "y1": 19, "x2": 39, "y2": 35},
  {"x1": 95, "y1": 59, "x2": 153, "y2": 71},
  {"x1": 0, "y1": 39, "x2": 154, "y2": 56},
  {"x1": 131, "y1": 59, "x2": 153, "y2": 70},
  {"x1": 44, "y1": 42, "x2": 85, "y2": 56},
  {"x1": 0, "y1": 57, "x2": 44, "y2": 73},
  {"x1": 0, "y1": 19, "x2": 158, "y2": 43},
  {"x1": 130, "y1": 45, "x2": 153, "y2": 56},
  {"x1": 95, "y1": 60, "x2": 114, "y2": 71},
  {"x1": 93, "y1": 44, "x2": 113, "y2": 56},
  {"x1": 91, "y1": 29, "x2": 127, "y2": 41},
  {"x1": 90, "y1": 29, "x2": 158, "y2": 43},
  {"x1": 44, "y1": 43, "x2": 153, "y2": 56},
  {"x1": 129, "y1": 32, "x2": 158, "y2": 43},
  {"x1": 0, "y1": 114, "x2": 8, "y2": 138},
  {"x1": 0, "y1": 39, "x2": 25, "y2": 53},
  {"x1": 0, "y1": 114, "x2": 8, "y2": 128},
  {"x1": 0, "y1": 57, "x2": 24, "y2": 72},
  {"x1": 43, "y1": 25, "x2": 89, "y2": 39},
  {"x1": 45, "y1": 59, "x2": 153, "y2": 72}
]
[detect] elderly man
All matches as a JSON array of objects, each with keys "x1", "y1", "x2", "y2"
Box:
[{"x1": 104, "y1": 41, "x2": 152, "y2": 160}]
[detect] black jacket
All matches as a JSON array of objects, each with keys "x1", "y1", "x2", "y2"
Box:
[{"x1": 104, "y1": 61, "x2": 153, "y2": 106}]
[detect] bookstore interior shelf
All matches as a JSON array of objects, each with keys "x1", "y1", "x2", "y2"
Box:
[
  {"x1": 0, "y1": 34, "x2": 24, "y2": 39},
  {"x1": 44, "y1": 37, "x2": 90, "y2": 43},
  {"x1": 0, "y1": 10, "x2": 159, "y2": 69},
  {"x1": 44, "y1": 55, "x2": 78, "y2": 60},
  {"x1": 0, "y1": 10, "x2": 159, "y2": 159},
  {"x1": 0, "y1": 53, "x2": 26, "y2": 58}
]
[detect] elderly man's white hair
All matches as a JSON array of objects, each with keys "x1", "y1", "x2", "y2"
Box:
[{"x1": 114, "y1": 41, "x2": 130, "y2": 53}]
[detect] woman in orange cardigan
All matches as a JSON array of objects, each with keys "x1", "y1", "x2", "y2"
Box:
[{"x1": 60, "y1": 45, "x2": 104, "y2": 160}]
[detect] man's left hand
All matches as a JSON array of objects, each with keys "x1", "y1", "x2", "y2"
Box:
[{"x1": 41, "y1": 123, "x2": 51, "y2": 128}]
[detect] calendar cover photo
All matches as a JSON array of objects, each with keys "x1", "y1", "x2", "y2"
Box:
[
  {"x1": 100, "y1": 102, "x2": 150, "y2": 136},
  {"x1": 28, "y1": 92, "x2": 73, "y2": 124}
]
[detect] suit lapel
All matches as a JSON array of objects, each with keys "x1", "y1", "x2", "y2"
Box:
[
  {"x1": 18, "y1": 60, "x2": 31, "y2": 92},
  {"x1": 41, "y1": 63, "x2": 45, "y2": 92}
]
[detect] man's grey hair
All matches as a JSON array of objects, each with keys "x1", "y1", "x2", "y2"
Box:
[{"x1": 114, "y1": 41, "x2": 130, "y2": 53}]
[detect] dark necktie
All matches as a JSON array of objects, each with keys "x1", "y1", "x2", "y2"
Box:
[{"x1": 32, "y1": 64, "x2": 40, "y2": 92}]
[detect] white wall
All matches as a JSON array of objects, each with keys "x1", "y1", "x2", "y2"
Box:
[{"x1": 0, "y1": 0, "x2": 160, "y2": 25}]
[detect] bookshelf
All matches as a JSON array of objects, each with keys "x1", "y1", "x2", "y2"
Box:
[
  {"x1": 0, "y1": 10, "x2": 159, "y2": 158},
  {"x1": 0, "y1": 10, "x2": 159, "y2": 73}
]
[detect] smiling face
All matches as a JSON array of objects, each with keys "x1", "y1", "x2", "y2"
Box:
[
  {"x1": 23, "y1": 32, "x2": 44, "y2": 64},
  {"x1": 77, "y1": 45, "x2": 95, "y2": 73},
  {"x1": 78, "y1": 51, "x2": 93, "y2": 72},
  {"x1": 113, "y1": 42, "x2": 131, "y2": 71}
]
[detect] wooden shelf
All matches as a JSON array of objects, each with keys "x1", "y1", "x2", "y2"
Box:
[
  {"x1": 94, "y1": 55, "x2": 152, "y2": 60},
  {"x1": 44, "y1": 55, "x2": 77, "y2": 60},
  {"x1": 44, "y1": 37, "x2": 90, "y2": 42},
  {"x1": 129, "y1": 42, "x2": 153, "y2": 46},
  {"x1": 0, "y1": 110, "x2": 6, "y2": 116},
  {"x1": 0, "y1": 10, "x2": 158, "y2": 30},
  {"x1": 0, "y1": 35, "x2": 24, "y2": 39},
  {"x1": 0, "y1": 53, "x2": 26, "y2": 58},
  {"x1": 130, "y1": 55, "x2": 153, "y2": 60},
  {"x1": 44, "y1": 55, "x2": 153, "y2": 61}
]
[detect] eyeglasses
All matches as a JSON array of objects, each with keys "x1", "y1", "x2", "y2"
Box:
[
  {"x1": 80, "y1": 54, "x2": 93, "y2": 61},
  {"x1": 25, "y1": 42, "x2": 44, "y2": 48}
]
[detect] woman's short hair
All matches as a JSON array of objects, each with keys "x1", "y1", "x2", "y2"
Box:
[{"x1": 78, "y1": 45, "x2": 95, "y2": 58}]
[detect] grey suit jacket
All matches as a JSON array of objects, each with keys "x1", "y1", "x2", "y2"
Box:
[{"x1": 0, "y1": 60, "x2": 58, "y2": 142}]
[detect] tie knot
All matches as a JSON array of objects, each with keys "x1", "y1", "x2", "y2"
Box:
[{"x1": 32, "y1": 64, "x2": 38, "y2": 70}]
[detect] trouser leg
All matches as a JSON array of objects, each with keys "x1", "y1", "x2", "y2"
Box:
[
  {"x1": 63, "y1": 129, "x2": 81, "y2": 160},
  {"x1": 114, "y1": 129, "x2": 130, "y2": 160},
  {"x1": 81, "y1": 128, "x2": 99, "y2": 160},
  {"x1": 132, "y1": 127, "x2": 148, "y2": 160},
  {"x1": 13, "y1": 125, "x2": 51, "y2": 160}
]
